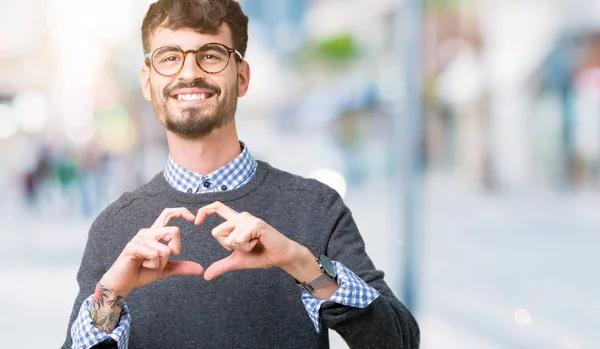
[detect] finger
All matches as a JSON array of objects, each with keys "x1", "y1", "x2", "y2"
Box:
[
  {"x1": 152, "y1": 207, "x2": 196, "y2": 228},
  {"x1": 204, "y1": 252, "x2": 243, "y2": 281},
  {"x1": 157, "y1": 227, "x2": 182, "y2": 256},
  {"x1": 163, "y1": 261, "x2": 205, "y2": 278},
  {"x1": 227, "y1": 238, "x2": 259, "y2": 254},
  {"x1": 125, "y1": 240, "x2": 162, "y2": 269},
  {"x1": 138, "y1": 226, "x2": 182, "y2": 255},
  {"x1": 224, "y1": 218, "x2": 260, "y2": 253},
  {"x1": 224, "y1": 226, "x2": 245, "y2": 249},
  {"x1": 211, "y1": 220, "x2": 236, "y2": 251},
  {"x1": 142, "y1": 258, "x2": 160, "y2": 269},
  {"x1": 130, "y1": 238, "x2": 169, "y2": 270},
  {"x1": 195, "y1": 201, "x2": 239, "y2": 225},
  {"x1": 141, "y1": 238, "x2": 173, "y2": 270},
  {"x1": 245, "y1": 239, "x2": 259, "y2": 252}
]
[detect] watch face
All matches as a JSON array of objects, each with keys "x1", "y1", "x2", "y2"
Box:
[{"x1": 319, "y1": 255, "x2": 336, "y2": 278}]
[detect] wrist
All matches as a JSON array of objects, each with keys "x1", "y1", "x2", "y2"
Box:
[
  {"x1": 281, "y1": 243, "x2": 330, "y2": 282},
  {"x1": 280, "y1": 244, "x2": 321, "y2": 283},
  {"x1": 94, "y1": 280, "x2": 128, "y2": 304},
  {"x1": 91, "y1": 281, "x2": 126, "y2": 334},
  {"x1": 282, "y1": 248, "x2": 339, "y2": 299},
  {"x1": 99, "y1": 273, "x2": 130, "y2": 299}
]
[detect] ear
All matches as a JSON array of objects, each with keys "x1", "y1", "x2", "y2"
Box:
[
  {"x1": 140, "y1": 64, "x2": 152, "y2": 102},
  {"x1": 237, "y1": 60, "x2": 251, "y2": 97}
]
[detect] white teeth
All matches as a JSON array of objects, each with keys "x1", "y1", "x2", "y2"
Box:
[{"x1": 176, "y1": 93, "x2": 209, "y2": 101}]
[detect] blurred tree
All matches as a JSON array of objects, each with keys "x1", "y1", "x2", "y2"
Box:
[
  {"x1": 291, "y1": 32, "x2": 362, "y2": 72},
  {"x1": 313, "y1": 33, "x2": 360, "y2": 62},
  {"x1": 424, "y1": 0, "x2": 474, "y2": 11}
]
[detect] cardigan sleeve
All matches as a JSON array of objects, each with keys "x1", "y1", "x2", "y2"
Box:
[{"x1": 317, "y1": 190, "x2": 420, "y2": 349}]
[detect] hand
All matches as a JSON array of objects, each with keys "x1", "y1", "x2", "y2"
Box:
[
  {"x1": 101, "y1": 207, "x2": 205, "y2": 296},
  {"x1": 195, "y1": 201, "x2": 303, "y2": 281}
]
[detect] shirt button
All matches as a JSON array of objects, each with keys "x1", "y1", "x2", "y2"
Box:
[
  {"x1": 187, "y1": 188, "x2": 193, "y2": 193},
  {"x1": 203, "y1": 181, "x2": 211, "y2": 188},
  {"x1": 221, "y1": 185, "x2": 228, "y2": 191}
]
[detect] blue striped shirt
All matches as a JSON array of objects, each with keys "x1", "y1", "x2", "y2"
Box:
[{"x1": 70, "y1": 143, "x2": 379, "y2": 348}]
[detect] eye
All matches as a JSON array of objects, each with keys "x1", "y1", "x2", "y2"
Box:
[
  {"x1": 202, "y1": 54, "x2": 221, "y2": 60},
  {"x1": 161, "y1": 55, "x2": 181, "y2": 63}
]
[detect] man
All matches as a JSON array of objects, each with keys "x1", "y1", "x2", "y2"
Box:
[{"x1": 62, "y1": 0, "x2": 420, "y2": 348}]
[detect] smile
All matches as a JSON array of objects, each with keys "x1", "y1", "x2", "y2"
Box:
[{"x1": 175, "y1": 93, "x2": 214, "y2": 101}]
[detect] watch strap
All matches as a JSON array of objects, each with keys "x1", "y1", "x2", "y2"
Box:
[
  {"x1": 297, "y1": 274, "x2": 335, "y2": 293},
  {"x1": 295, "y1": 256, "x2": 337, "y2": 293}
]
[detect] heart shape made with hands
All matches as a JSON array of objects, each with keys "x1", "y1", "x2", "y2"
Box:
[
  {"x1": 101, "y1": 201, "x2": 303, "y2": 298},
  {"x1": 153, "y1": 201, "x2": 295, "y2": 281}
]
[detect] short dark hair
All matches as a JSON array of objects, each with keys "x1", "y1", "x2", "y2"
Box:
[{"x1": 141, "y1": 0, "x2": 249, "y2": 58}]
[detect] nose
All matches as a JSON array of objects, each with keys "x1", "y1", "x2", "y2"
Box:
[{"x1": 178, "y1": 51, "x2": 204, "y2": 80}]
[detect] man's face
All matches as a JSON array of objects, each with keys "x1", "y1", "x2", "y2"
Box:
[{"x1": 141, "y1": 24, "x2": 250, "y2": 140}]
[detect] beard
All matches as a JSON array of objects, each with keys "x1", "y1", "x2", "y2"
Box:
[{"x1": 152, "y1": 78, "x2": 238, "y2": 140}]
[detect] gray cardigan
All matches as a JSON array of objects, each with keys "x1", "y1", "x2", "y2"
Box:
[{"x1": 62, "y1": 161, "x2": 420, "y2": 348}]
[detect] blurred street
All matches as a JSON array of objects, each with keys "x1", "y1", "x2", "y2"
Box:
[
  {"x1": 420, "y1": 177, "x2": 600, "y2": 349},
  {"x1": 1, "y1": 174, "x2": 598, "y2": 348}
]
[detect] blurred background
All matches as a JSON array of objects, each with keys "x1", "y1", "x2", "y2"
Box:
[{"x1": 0, "y1": 0, "x2": 599, "y2": 348}]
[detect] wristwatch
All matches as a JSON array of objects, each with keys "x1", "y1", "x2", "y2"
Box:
[{"x1": 296, "y1": 255, "x2": 337, "y2": 293}]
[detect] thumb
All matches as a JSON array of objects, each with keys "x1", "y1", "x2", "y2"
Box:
[
  {"x1": 204, "y1": 252, "x2": 242, "y2": 281},
  {"x1": 163, "y1": 261, "x2": 205, "y2": 278}
]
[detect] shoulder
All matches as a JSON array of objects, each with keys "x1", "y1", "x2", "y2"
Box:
[
  {"x1": 89, "y1": 172, "x2": 166, "y2": 233},
  {"x1": 259, "y1": 161, "x2": 343, "y2": 204}
]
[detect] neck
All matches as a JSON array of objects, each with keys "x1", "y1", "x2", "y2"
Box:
[{"x1": 166, "y1": 121, "x2": 241, "y2": 175}]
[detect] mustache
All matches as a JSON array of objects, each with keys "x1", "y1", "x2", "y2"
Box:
[{"x1": 164, "y1": 79, "x2": 221, "y2": 98}]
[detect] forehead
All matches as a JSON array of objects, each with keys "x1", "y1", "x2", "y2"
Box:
[{"x1": 149, "y1": 23, "x2": 233, "y2": 51}]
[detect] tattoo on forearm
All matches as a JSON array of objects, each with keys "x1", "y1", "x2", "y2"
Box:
[{"x1": 90, "y1": 282, "x2": 125, "y2": 333}]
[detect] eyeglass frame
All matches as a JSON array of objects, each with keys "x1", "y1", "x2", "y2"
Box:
[{"x1": 144, "y1": 42, "x2": 244, "y2": 76}]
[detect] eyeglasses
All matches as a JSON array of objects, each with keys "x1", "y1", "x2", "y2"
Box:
[{"x1": 145, "y1": 43, "x2": 243, "y2": 76}]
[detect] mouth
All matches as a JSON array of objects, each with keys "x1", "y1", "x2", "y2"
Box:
[{"x1": 169, "y1": 89, "x2": 217, "y2": 103}]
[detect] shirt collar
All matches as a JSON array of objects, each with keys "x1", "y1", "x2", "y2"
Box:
[{"x1": 164, "y1": 142, "x2": 257, "y2": 194}]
